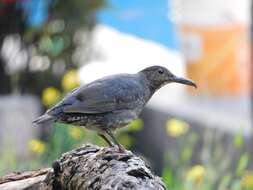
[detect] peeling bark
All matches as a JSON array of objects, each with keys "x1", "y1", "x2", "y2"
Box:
[{"x1": 0, "y1": 144, "x2": 166, "y2": 190}]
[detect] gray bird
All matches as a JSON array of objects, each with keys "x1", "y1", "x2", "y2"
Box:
[{"x1": 33, "y1": 65, "x2": 196, "y2": 151}]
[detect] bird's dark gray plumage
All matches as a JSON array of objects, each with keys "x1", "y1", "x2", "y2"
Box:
[{"x1": 33, "y1": 65, "x2": 196, "y2": 150}]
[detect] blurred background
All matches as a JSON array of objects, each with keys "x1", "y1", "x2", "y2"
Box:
[{"x1": 0, "y1": 0, "x2": 252, "y2": 189}]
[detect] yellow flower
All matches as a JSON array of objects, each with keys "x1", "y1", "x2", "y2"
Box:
[
  {"x1": 166, "y1": 118, "x2": 189, "y2": 137},
  {"x1": 62, "y1": 69, "x2": 80, "y2": 92},
  {"x1": 241, "y1": 173, "x2": 253, "y2": 189},
  {"x1": 29, "y1": 139, "x2": 46, "y2": 155},
  {"x1": 186, "y1": 165, "x2": 206, "y2": 183},
  {"x1": 68, "y1": 127, "x2": 83, "y2": 140},
  {"x1": 42, "y1": 87, "x2": 61, "y2": 107}
]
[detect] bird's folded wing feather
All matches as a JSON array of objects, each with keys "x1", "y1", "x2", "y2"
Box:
[{"x1": 55, "y1": 76, "x2": 143, "y2": 114}]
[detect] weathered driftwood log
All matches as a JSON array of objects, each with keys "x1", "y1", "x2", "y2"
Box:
[{"x1": 0, "y1": 144, "x2": 166, "y2": 190}]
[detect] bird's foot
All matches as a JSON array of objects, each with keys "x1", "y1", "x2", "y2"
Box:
[
  {"x1": 110, "y1": 144, "x2": 126, "y2": 153},
  {"x1": 117, "y1": 144, "x2": 126, "y2": 153}
]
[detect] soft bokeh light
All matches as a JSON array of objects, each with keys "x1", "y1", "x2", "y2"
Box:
[
  {"x1": 28, "y1": 139, "x2": 46, "y2": 155},
  {"x1": 186, "y1": 165, "x2": 206, "y2": 184},
  {"x1": 62, "y1": 69, "x2": 80, "y2": 92},
  {"x1": 166, "y1": 118, "x2": 189, "y2": 137},
  {"x1": 42, "y1": 87, "x2": 61, "y2": 107}
]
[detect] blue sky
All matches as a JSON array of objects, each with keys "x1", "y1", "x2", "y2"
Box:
[{"x1": 97, "y1": 0, "x2": 178, "y2": 49}]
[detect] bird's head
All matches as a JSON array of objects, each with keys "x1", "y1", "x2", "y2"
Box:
[{"x1": 140, "y1": 66, "x2": 197, "y2": 91}]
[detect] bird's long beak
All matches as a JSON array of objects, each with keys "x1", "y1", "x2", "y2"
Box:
[{"x1": 171, "y1": 76, "x2": 197, "y2": 88}]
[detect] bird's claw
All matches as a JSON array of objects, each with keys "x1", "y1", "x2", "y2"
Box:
[
  {"x1": 117, "y1": 144, "x2": 126, "y2": 153},
  {"x1": 111, "y1": 144, "x2": 126, "y2": 153}
]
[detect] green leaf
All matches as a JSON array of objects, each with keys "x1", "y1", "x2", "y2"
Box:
[
  {"x1": 218, "y1": 174, "x2": 231, "y2": 190},
  {"x1": 236, "y1": 153, "x2": 250, "y2": 176},
  {"x1": 233, "y1": 133, "x2": 244, "y2": 148},
  {"x1": 162, "y1": 166, "x2": 174, "y2": 187}
]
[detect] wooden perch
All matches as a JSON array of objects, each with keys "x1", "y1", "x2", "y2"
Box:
[{"x1": 0, "y1": 144, "x2": 166, "y2": 190}]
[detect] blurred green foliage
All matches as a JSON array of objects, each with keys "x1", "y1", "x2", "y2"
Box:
[
  {"x1": 1, "y1": 115, "x2": 253, "y2": 190},
  {"x1": 0, "y1": 118, "x2": 144, "y2": 176},
  {"x1": 163, "y1": 118, "x2": 253, "y2": 190}
]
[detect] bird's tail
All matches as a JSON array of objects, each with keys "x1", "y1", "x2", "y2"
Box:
[{"x1": 33, "y1": 114, "x2": 55, "y2": 125}]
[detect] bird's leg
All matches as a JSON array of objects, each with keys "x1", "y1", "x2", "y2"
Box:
[
  {"x1": 98, "y1": 133, "x2": 113, "y2": 146},
  {"x1": 105, "y1": 129, "x2": 125, "y2": 152}
]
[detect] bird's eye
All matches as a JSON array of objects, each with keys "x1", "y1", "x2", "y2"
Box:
[{"x1": 158, "y1": 69, "x2": 164, "y2": 74}]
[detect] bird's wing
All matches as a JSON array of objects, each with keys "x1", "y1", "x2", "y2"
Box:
[{"x1": 51, "y1": 75, "x2": 144, "y2": 114}]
